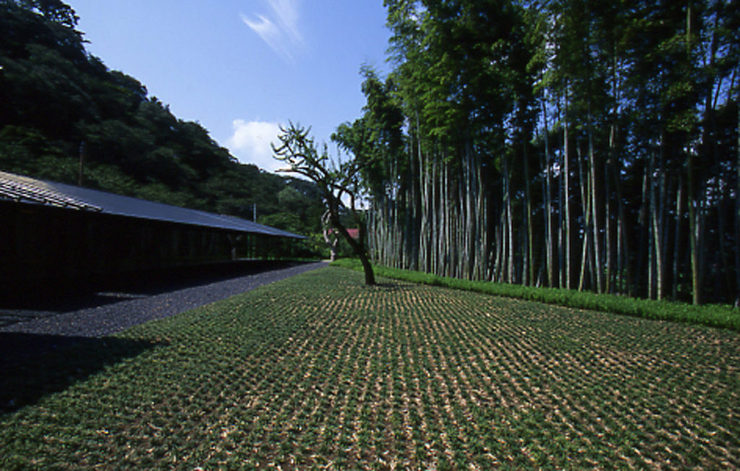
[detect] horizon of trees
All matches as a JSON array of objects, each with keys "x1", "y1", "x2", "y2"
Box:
[
  {"x1": 340, "y1": 0, "x2": 738, "y2": 304},
  {"x1": 0, "y1": 0, "x2": 327, "y2": 256}
]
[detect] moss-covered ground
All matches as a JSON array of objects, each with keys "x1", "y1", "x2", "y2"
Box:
[{"x1": 1, "y1": 267, "x2": 738, "y2": 469}]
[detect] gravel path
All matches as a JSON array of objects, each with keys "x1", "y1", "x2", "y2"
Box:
[{"x1": 0, "y1": 261, "x2": 327, "y2": 338}]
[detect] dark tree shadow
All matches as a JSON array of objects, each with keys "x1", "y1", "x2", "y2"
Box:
[
  {"x1": 0, "y1": 332, "x2": 167, "y2": 414},
  {"x1": 366, "y1": 282, "x2": 405, "y2": 291}
]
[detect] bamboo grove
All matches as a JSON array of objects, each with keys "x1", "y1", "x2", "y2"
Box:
[{"x1": 333, "y1": 0, "x2": 739, "y2": 304}]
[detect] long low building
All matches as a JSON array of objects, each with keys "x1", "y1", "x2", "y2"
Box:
[{"x1": 0, "y1": 171, "x2": 306, "y2": 293}]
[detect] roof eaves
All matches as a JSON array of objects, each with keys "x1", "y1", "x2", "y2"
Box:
[{"x1": 0, "y1": 171, "x2": 306, "y2": 239}]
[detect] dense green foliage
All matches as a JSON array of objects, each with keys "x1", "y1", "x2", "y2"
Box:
[
  {"x1": 0, "y1": 0, "x2": 325, "y2": 250},
  {"x1": 342, "y1": 0, "x2": 739, "y2": 304},
  {"x1": 2, "y1": 268, "x2": 738, "y2": 468},
  {"x1": 333, "y1": 258, "x2": 740, "y2": 331}
]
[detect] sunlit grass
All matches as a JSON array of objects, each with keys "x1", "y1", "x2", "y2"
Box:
[
  {"x1": 332, "y1": 258, "x2": 740, "y2": 331},
  {"x1": 1, "y1": 267, "x2": 738, "y2": 469}
]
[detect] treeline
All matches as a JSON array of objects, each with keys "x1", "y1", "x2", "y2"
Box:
[
  {"x1": 0, "y1": 0, "x2": 324, "y2": 250},
  {"x1": 338, "y1": 0, "x2": 738, "y2": 304}
]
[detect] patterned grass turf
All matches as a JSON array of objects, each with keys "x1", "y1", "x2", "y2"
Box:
[{"x1": 1, "y1": 267, "x2": 738, "y2": 469}]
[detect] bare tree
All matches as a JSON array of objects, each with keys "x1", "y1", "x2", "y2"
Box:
[{"x1": 273, "y1": 123, "x2": 376, "y2": 285}]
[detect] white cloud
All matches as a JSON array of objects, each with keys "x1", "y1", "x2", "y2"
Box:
[
  {"x1": 241, "y1": 0, "x2": 303, "y2": 62},
  {"x1": 226, "y1": 119, "x2": 285, "y2": 172},
  {"x1": 269, "y1": 0, "x2": 301, "y2": 44}
]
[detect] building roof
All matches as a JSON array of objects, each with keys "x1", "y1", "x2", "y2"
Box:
[
  {"x1": 327, "y1": 228, "x2": 359, "y2": 239},
  {"x1": 0, "y1": 171, "x2": 305, "y2": 239}
]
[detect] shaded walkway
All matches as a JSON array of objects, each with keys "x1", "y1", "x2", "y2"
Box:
[{"x1": 0, "y1": 261, "x2": 327, "y2": 338}]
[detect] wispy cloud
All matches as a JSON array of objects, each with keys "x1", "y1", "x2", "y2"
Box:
[
  {"x1": 226, "y1": 119, "x2": 284, "y2": 172},
  {"x1": 241, "y1": 0, "x2": 303, "y2": 62}
]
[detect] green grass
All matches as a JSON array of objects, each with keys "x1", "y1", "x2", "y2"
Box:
[
  {"x1": 2, "y1": 267, "x2": 738, "y2": 469},
  {"x1": 332, "y1": 258, "x2": 740, "y2": 332}
]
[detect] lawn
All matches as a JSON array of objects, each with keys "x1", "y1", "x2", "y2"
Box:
[{"x1": 1, "y1": 267, "x2": 738, "y2": 470}]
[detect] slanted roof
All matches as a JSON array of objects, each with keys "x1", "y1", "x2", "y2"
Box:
[
  {"x1": 328, "y1": 228, "x2": 360, "y2": 239},
  {"x1": 0, "y1": 171, "x2": 304, "y2": 239}
]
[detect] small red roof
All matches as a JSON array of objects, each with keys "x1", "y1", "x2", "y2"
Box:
[{"x1": 328, "y1": 228, "x2": 359, "y2": 239}]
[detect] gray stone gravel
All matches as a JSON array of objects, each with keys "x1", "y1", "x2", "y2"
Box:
[{"x1": 0, "y1": 261, "x2": 327, "y2": 338}]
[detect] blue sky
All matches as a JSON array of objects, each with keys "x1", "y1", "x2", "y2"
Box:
[{"x1": 66, "y1": 0, "x2": 392, "y2": 172}]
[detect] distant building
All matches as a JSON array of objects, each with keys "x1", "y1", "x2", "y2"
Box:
[
  {"x1": 328, "y1": 228, "x2": 360, "y2": 240},
  {"x1": 0, "y1": 171, "x2": 304, "y2": 293}
]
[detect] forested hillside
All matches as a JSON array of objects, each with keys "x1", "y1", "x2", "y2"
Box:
[
  {"x1": 340, "y1": 0, "x2": 738, "y2": 304},
  {"x1": 0, "y1": 0, "x2": 324, "y2": 245}
]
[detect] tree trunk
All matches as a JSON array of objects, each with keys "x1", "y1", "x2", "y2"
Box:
[
  {"x1": 673, "y1": 174, "x2": 684, "y2": 300},
  {"x1": 688, "y1": 149, "x2": 701, "y2": 304},
  {"x1": 685, "y1": 96, "x2": 703, "y2": 309},
  {"x1": 613, "y1": 153, "x2": 632, "y2": 296},
  {"x1": 637, "y1": 164, "x2": 649, "y2": 298},
  {"x1": 588, "y1": 108, "x2": 604, "y2": 293},
  {"x1": 606, "y1": 48, "x2": 620, "y2": 295},
  {"x1": 542, "y1": 97, "x2": 555, "y2": 287},
  {"x1": 605, "y1": 126, "x2": 614, "y2": 294},
  {"x1": 358, "y1": 251, "x2": 376, "y2": 285},
  {"x1": 651, "y1": 149, "x2": 664, "y2": 300},
  {"x1": 686, "y1": 0, "x2": 701, "y2": 304},
  {"x1": 477, "y1": 152, "x2": 488, "y2": 280},
  {"x1": 523, "y1": 139, "x2": 534, "y2": 286},
  {"x1": 505, "y1": 156, "x2": 515, "y2": 284},
  {"x1": 617, "y1": 214, "x2": 623, "y2": 293},
  {"x1": 321, "y1": 210, "x2": 338, "y2": 261},
  {"x1": 736, "y1": 103, "x2": 740, "y2": 305},
  {"x1": 563, "y1": 93, "x2": 572, "y2": 290},
  {"x1": 329, "y1": 201, "x2": 375, "y2": 286},
  {"x1": 558, "y1": 134, "x2": 564, "y2": 289},
  {"x1": 577, "y1": 144, "x2": 591, "y2": 291}
]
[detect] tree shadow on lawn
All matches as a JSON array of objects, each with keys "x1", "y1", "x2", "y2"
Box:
[
  {"x1": 0, "y1": 332, "x2": 167, "y2": 414},
  {"x1": 366, "y1": 282, "x2": 405, "y2": 291}
]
